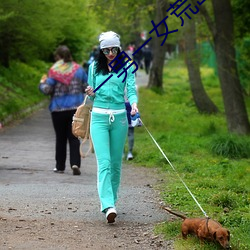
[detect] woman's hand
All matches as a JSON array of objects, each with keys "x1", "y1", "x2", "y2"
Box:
[
  {"x1": 131, "y1": 103, "x2": 138, "y2": 116},
  {"x1": 40, "y1": 74, "x2": 47, "y2": 84},
  {"x1": 85, "y1": 86, "x2": 95, "y2": 97}
]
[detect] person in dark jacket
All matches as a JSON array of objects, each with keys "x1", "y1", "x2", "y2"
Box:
[
  {"x1": 143, "y1": 45, "x2": 152, "y2": 74},
  {"x1": 133, "y1": 45, "x2": 143, "y2": 70}
]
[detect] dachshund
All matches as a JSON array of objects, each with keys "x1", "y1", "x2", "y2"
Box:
[{"x1": 162, "y1": 206, "x2": 231, "y2": 249}]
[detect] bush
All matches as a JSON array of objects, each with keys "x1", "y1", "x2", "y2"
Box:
[
  {"x1": 0, "y1": 60, "x2": 48, "y2": 122},
  {"x1": 210, "y1": 191, "x2": 237, "y2": 209},
  {"x1": 210, "y1": 135, "x2": 250, "y2": 159}
]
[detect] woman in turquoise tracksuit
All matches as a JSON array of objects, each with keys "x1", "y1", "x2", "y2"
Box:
[{"x1": 86, "y1": 31, "x2": 138, "y2": 223}]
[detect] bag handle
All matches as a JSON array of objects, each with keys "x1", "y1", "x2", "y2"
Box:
[
  {"x1": 78, "y1": 62, "x2": 95, "y2": 158},
  {"x1": 92, "y1": 61, "x2": 95, "y2": 78},
  {"x1": 79, "y1": 137, "x2": 94, "y2": 158},
  {"x1": 79, "y1": 116, "x2": 94, "y2": 158},
  {"x1": 78, "y1": 99, "x2": 93, "y2": 158},
  {"x1": 83, "y1": 94, "x2": 88, "y2": 105}
]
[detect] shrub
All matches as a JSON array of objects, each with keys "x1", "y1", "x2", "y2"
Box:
[
  {"x1": 210, "y1": 191, "x2": 237, "y2": 209},
  {"x1": 210, "y1": 135, "x2": 250, "y2": 159}
]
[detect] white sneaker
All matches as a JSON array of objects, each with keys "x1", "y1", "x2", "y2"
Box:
[
  {"x1": 105, "y1": 207, "x2": 117, "y2": 223},
  {"x1": 72, "y1": 165, "x2": 81, "y2": 175},
  {"x1": 127, "y1": 152, "x2": 133, "y2": 160}
]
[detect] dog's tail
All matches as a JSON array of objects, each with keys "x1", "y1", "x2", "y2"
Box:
[{"x1": 162, "y1": 206, "x2": 187, "y2": 220}]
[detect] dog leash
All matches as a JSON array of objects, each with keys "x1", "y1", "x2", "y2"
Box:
[{"x1": 139, "y1": 118, "x2": 209, "y2": 218}]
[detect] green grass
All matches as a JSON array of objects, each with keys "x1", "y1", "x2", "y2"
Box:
[
  {"x1": 128, "y1": 59, "x2": 250, "y2": 250},
  {"x1": 0, "y1": 60, "x2": 50, "y2": 123}
]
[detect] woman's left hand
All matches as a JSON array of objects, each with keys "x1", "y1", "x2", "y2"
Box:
[{"x1": 131, "y1": 103, "x2": 138, "y2": 116}]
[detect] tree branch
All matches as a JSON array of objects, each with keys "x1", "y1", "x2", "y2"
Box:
[{"x1": 191, "y1": 0, "x2": 216, "y2": 37}]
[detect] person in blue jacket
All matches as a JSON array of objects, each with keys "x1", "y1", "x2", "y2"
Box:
[
  {"x1": 39, "y1": 45, "x2": 87, "y2": 175},
  {"x1": 85, "y1": 31, "x2": 138, "y2": 223}
]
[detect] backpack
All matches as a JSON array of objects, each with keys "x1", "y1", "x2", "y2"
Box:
[{"x1": 72, "y1": 95, "x2": 93, "y2": 158}]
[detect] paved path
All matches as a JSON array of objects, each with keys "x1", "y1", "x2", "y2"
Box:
[
  {"x1": 0, "y1": 69, "x2": 152, "y2": 223},
  {"x1": 135, "y1": 70, "x2": 149, "y2": 88},
  {"x1": 0, "y1": 71, "x2": 173, "y2": 249},
  {"x1": 0, "y1": 107, "x2": 164, "y2": 223}
]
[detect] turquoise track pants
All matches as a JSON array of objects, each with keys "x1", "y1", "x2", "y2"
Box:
[{"x1": 90, "y1": 111, "x2": 128, "y2": 212}]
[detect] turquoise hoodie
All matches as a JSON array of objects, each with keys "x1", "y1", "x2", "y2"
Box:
[{"x1": 87, "y1": 62, "x2": 138, "y2": 110}]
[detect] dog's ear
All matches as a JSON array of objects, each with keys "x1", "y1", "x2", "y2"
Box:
[
  {"x1": 227, "y1": 230, "x2": 230, "y2": 240},
  {"x1": 213, "y1": 231, "x2": 217, "y2": 240}
]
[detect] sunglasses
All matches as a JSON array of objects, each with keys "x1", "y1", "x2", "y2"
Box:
[{"x1": 102, "y1": 47, "x2": 119, "y2": 55}]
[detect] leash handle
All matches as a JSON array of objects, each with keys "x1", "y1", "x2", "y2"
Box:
[
  {"x1": 79, "y1": 136, "x2": 93, "y2": 158},
  {"x1": 139, "y1": 118, "x2": 209, "y2": 218}
]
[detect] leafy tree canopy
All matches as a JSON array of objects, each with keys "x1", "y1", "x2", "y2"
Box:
[
  {"x1": 232, "y1": 0, "x2": 250, "y2": 39},
  {"x1": 0, "y1": 0, "x2": 100, "y2": 66}
]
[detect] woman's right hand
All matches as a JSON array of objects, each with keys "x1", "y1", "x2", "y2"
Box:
[{"x1": 85, "y1": 86, "x2": 95, "y2": 97}]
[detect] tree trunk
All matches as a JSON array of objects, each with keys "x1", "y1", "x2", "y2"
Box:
[
  {"x1": 147, "y1": 0, "x2": 168, "y2": 90},
  {"x1": 212, "y1": 0, "x2": 250, "y2": 134},
  {"x1": 185, "y1": 19, "x2": 218, "y2": 114}
]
